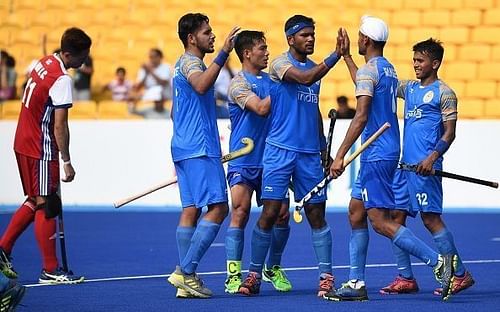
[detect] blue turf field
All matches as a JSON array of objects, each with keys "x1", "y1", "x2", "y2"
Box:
[{"x1": 1, "y1": 210, "x2": 499, "y2": 312}]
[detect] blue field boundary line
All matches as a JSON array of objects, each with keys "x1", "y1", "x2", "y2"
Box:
[
  {"x1": 23, "y1": 259, "x2": 500, "y2": 288},
  {"x1": 2, "y1": 205, "x2": 500, "y2": 213}
]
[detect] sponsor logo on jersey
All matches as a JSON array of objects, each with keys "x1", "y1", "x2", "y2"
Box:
[
  {"x1": 297, "y1": 87, "x2": 319, "y2": 104},
  {"x1": 405, "y1": 105, "x2": 423, "y2": 119}
]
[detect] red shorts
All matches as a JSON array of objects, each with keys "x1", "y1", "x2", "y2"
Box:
[{"x1": 15, "y1": 153, "x2": 60, "y2": 197}]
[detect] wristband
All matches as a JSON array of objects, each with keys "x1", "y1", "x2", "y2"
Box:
[
  {"x1": 324, "y1": 52, "x2": 340, "y2": 68},
  {"x1": 434, "y1": 139, "x2": 449, "y2": 156},
  {"x1": 214, "y1": 50, "x2": 229, "y2": 67},
  {"x1": 63, "y1": 160, "x2": 71, "y2": 165}
]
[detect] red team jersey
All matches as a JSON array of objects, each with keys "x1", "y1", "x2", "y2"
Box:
[{"x1": 14, "y1": 54, "x2": 73, "y2": 161}]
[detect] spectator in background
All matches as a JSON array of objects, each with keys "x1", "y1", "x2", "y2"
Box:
[
  {"x1": 214, "y1": 61, "x2": 234, "y2": 118},
  {"x1": 0, "y1": 50, "x2": 17, "y2": 100},
  {"x1": 134, "y1": 48, "x2": 172, "y2": 117},
  {"x1": 102, "y1": 67, "x2": 134, "y2": 102},
  {"x1": 73, "y1": 54, "x2": 93, "y2": 100},
  {"x1": 336, "y1": 95, "x2": 356, "y2": 119}
]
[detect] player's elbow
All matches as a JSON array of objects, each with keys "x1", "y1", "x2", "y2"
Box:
[{"x1": 256, "y1": 104, "x2": 270, "y2": 116}]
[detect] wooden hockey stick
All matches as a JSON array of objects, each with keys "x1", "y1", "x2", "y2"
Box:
[{"x1": 113, "y1": 137, "x2": 254, "y2": 208}]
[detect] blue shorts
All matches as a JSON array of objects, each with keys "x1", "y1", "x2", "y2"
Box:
[
  {"x1": 404, "y1": 170, "x2": 443, "y2": 214},
  {"x1": 227, "y1": 166, "x2": 263, "y2": 206},
  {"x1": 261, "y1": 144, "x2": 326, "y2": 203},
  {"x1": 351, "y1": 160, "x2": 397, "y2": 209},
  {"x1": 174, "y1": 156, "x2": 227, "y2": 208},
  {"x1": 392, "y1": 168, "x2": 416, "y2": 217}
]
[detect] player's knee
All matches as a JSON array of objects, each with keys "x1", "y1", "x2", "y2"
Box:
[
  {"x1": 370, "y1": 219, "x2": 390, "y2": 236},
  {"x1": 275, "y1": 210, "x2": 290, "y2": 226},
  {"x1": 231, "y1": 207, "x2": 250, "y2": 227}
]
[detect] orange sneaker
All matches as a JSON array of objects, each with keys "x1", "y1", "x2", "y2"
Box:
[
  {"x1": 317, "y1": 273, "x2": 335, "y2": 297},
  {"x1": 380, "y1": 276, "x2": 419, "y2": 295},
  {"x1": 434, "y1": 271, "x2": 475, "y2": 296}
]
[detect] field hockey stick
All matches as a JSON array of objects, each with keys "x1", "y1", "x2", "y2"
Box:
[
  {"x1": 56, "y1": 188, "x2": 71, "y2": 274},
  {"x1": 293, "y1": 122, "x2": 391, "y2": 223},
  {"x1": 322, "y1": 109, "x2": 337, "y2": 173},
  {"x1": 113, "y1": 137, "x2": 255, "y2": 208},
  {"x1": 398, "y1": 163, "x2": 499, "y2": 189}
]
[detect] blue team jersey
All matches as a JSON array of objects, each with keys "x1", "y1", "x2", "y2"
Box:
[
  {"x1": 398, "y1": 79, "x2": 458, "y2": 169},
  {"x1": 228, "y1": 71, "x2": 271, "y2": 168},
  {"x1": 355, "y1": 56, "x2": 400, "y2": 162},
  {"x1": 266, "y1": 52, "x2": 324, "y2": 153},
  {"x1": 171, "y1": 53, "x2": 222, "y2": 161}
]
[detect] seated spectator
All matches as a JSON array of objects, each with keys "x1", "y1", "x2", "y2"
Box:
[
  {"x1": 102, "y1": 67, "x2": 134, "y2": 102},
  {"x1": 214, "y1": 61, "x2": 234, "y2": 119},
  {"x1": 134, "y1": 48, "x2": 172, "y2": 118},
  {"x1": 73, "y1": 55, "x2": 93, "y2": 100},
  {"x1": 0, "y1": 50, "x2": 17, "y2": 100},
  {"x1": 336, "y1": 95, "x2": 356, "y2": 119}
]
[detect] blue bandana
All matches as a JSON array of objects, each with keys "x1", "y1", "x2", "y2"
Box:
[{"x1": 285, "y1": 22, "x2": 314, "y2": 36}]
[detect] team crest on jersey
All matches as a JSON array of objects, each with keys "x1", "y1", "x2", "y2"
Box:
[{"x1": 423, "y1": 90, "x2": 434, "y2": 103}]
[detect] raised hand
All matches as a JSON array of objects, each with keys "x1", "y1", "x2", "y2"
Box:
[{"x1": 222, "y1": 26, "x2": 241, "y2": 53}]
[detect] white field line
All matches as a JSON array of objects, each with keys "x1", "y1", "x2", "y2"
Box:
[{"x1": 24, "y1": 259, "x2": 500, "y2": 288}]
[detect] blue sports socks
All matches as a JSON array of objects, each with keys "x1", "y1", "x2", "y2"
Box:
[
  {"x1": 348, "y1": 228, "x2": 369, "y2": 281},
  {"x1": 311, "y1": 225, "x2": 333, "y2": 274},
  {"x1": 393, "y1": 226, "x2": 439, "y2": 267},
  {"x1": 266, "y1": 225, "x2": 290, "y2": 267},
  {"x1": 225, "y1": 227, "x2": 244, "y2": 261},
  {"x1": 176, "y1": 226, "x2": 195, "y2": 263},
  {"x1": 433, "y1": 228, "x2": 465, "y2": 276},
  {"x1": 181, "y1": 220, "x2": 221, "y2": 274},
  {"x1": 248, "y1": 225, "x2": 272, "y2": 274},
  {"x1": 392, "y1": 242, "x2": 414, "y2": 279}
]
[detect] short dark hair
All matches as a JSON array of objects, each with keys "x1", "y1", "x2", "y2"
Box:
[
  {"x1": 413, "y1": 38, "x2": 444, "y2": 62},
  {"x1": 116, "y1": 67, "x2": 126, "y2": 74},
  {"x1": 178, "y1": 13, "x2": 209, "y2": 48},
  {"x1": 234, "y1": 30, "x2": 266, "y2": 62},
  {"x1": 150, "y1": 48, "x2": 163, "y2": 58},
  {"x1": 337, "y1": 95, "x2": 348, "y2": 104},
  {"x1": 60, "y1": 27, "x2": 92, "y2": 55},
  {"x1": 284, "y1": 15, "x2": 315, "y2": 34}
]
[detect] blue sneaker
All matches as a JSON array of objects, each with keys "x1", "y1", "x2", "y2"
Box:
[
  {"x1": 323, "y1": 280, "x2": 369, "y2": 301},
  {"x1": 0, "y1": 281, "x2": 25, "y2": 312}
]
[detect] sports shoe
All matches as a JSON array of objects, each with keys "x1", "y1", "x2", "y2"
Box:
[
  {"x1": 434, "y1": 271, "x2": 475, "y2": 296},
  {"x1": 238, "y1": 272, "x2": 261, "y2": 296},
  {"x1": 0, "y1": 281, "x2": 25, "y2": 312},
  {"x1": 224, "y1": 273, "x2": 242, "y2": 294},
  {"x1": 176, "y1": 288, "x2": 195, "y2": 298},
  {"x1": 39, "y1": 268, "x2": 85, "y2": 285},
  {"x1": 0, "y1": 249, "x2": 17, "y2": 279},
  {"x1": 323, "y1": 279, "x2": 368, "y2": 301},
  {"x1": 167, "y1": 266, "x2": 212, "y2": 299},
  {"x1": 262, "y1": 265, "x2": 292, "y2": 292},
  {"x1": 432, "y1": 254, "x2": 455, "y2": 301},
  {"x1": 317, "y1": 272, "x2": 335, "y2": 297},
  {"x1": 379, "y1": 275, "x2": 419, "y2": 294}
]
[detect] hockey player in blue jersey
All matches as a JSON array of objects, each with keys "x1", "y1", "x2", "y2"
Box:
[
  {"x1": 223, "y1": 30, "x2": 292, "y2": 294},
  {"x1": 166, "y1": 13, "x2": 239, "y2": 299},
  {"x1": 380, "y1": 38, "x2": 474, "y2": 297},
  {"x1": 239, "y1": 14, "x2": 342, "y2": 297},
  {"x1": 325, "y1": 16, "x2": 455, "y2": 302}
]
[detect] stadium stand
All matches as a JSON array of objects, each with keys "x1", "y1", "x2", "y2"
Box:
[{"x1": 0, "y1": 0, "x2": 498, "y2": 119}]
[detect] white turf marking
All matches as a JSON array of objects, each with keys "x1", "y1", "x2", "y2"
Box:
[
  {"x1": 23, "y1": 259, "x2": 500, "y2": 288},
  {"x1": 491, "y1": 237, "x2": 500, "y2": 242}
]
